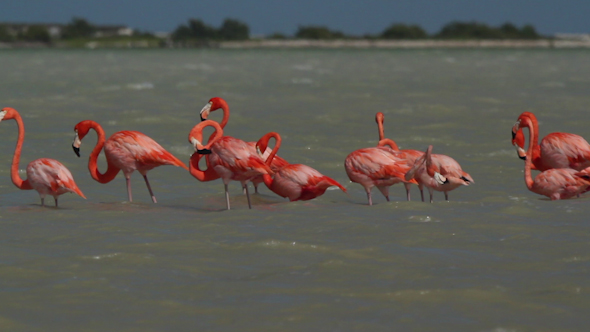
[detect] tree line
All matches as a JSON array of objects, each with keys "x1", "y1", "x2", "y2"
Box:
[{"x1": 0, "y1": 17, "x2": 542, "y2": 44}]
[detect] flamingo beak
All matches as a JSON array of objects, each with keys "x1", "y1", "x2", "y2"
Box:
[
  {"x1": 72, "y1": 134, "x2": 82, "y2": 157},
  {"x1": 200, "y1": 102, "x2": 212, "y2": 121},
  {"x1": 0, "y1": 110, "x2": 6, "y2": 122},
  {"x1": 434, "y1": 172, "x2": 448, "y2": 185},
  {"x1": 514, "y1": 143, "x2": 526, "y2": 160},
  {"x1": 191, "y1": 136, "x2": 210, "y2": 154}
]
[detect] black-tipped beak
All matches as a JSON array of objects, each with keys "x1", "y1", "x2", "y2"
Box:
[
  {"x1": 460, "y1": 176, "x2": 470, "y2": 184},
  {"x1": 72, "y1": 145, "x2": 80, "y2": 157},
  {"x1": 518, "y1": 155, "x2": 526, "y2": 161},
  {"x1": 197, "y1": 148, "x2": 212, "y2": 155},
  {"x1": 511, "y1": 130, "x2": 516, "y2": 140},
  {"x1": 200, "y1": 114, "x2": 206, "y2": 122}
]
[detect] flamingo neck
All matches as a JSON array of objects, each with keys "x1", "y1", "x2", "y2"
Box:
[
  {"x1": 377, "y1": 118, "x2": 384, "y2": 141},
  {"x1": 524, "y1": 124, "x2": 536, "y2": 190},
  {"x1": 378, "y1": 138, "x2": 399, "y2": 151},
  {"x1": 262, "y1": 174, "x2": 273, "y2": 188},
  {"x1": 10, "y1": 112, "x2": 32, "y2": 190},
  {"x1": 189, "y1": 153, "x2": 220, "y2": 182},
  {"x1": 86, "y1": 122, "x2": 120, "y2": 183},
  {"x1": 219, "y1": 105, "x2": 229, "y2": 130},
  {"x1": 262, "y1": 133, "x2": 282, "y2": 166}
]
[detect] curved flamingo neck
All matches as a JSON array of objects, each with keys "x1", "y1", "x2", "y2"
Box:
[
  {"x1": 9, "y1": 112, "x2": 32, "y2": 190},
  {"x1": 189, "y1": 153, "x2": 220, "y2": 182},
  {"x1": 523, "y1": 114, "x2": 540, "y2": 153},
  {"x1": 524, "y1": 124, "x2": 536, "y2": 190},
  {"x1": 85, "y1": 122, "x2": 120, "y2": 183},
  {"x1": 258, "y1": 132, "x2": 282, "y2": 166},
  {"x1": 378, "y1": 138, "x2": 399, "y2": 151},
  {"x1": 219, "y1": 104, "x2": 229, "y2": 130}
]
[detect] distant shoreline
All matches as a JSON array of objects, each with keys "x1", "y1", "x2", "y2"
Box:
[{"x1": 2, "y1": 39, "x2": 590, "y2": 49}]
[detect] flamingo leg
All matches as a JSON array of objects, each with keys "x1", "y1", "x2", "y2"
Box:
[
  {"x1": 126, "y1": 176, "x2": 133, "y2": 202},
  {"x1": 404, "y1": 183, "x2": 412, "y2": 201},
  {"x1": 366, "y1": 189, "x2": 373, "y2": 206},
  {"x1": 54, "y1": 197, "x2": 58, "y2": 207},
  {"x1": 143, "y1": 175, "x2": 157, "y2": 203},
  {"x1": 242, "y1": 185, "x2": 247, "y2": 195},
  {"x1": 224, "y1": 183, "x2": 231, "y2": 210},
  {"x1": 40, "y1": 196, "x2": 45, "y2": 207},
  {"x1": 244, "y1": 184, "x2": 252, "y2": 209},
  {"x1": 254, "y1": 184, "x2": 259, "y2": 194},
  {"x1": 429, "y1": 188, "x2": 434, "y2": 203},
  {"x1": 444, "y1": 192, "x2": 449, "y2": 201},
  {"x1": 420, "y1": 186, "x2": 425, "y2": 202}
]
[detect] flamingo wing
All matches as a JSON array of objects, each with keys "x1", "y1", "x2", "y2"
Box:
[
  {"x1": 27, "y1": 158, "x2": 86, "y2": 198},
  {"x1": 111, "y1": 131, "x2": 188, "y2": 170},
  {"x1": 541, "y1": 133, "x2": 590, "y2": 170}
]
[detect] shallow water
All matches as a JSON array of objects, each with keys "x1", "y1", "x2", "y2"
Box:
[{"x1": 0, "y1": 48, "x2": 590, "y2": 331}]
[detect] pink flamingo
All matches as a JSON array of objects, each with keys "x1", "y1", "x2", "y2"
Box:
[
  {"x1": 188, "y1": 120, "x2": 272, "y2": 210},
  {"x1": 344, "y1": 145, "x2": 418, "y2": 206},
  {"x1": 511, "y1": 112, "x2": 590, "y2": 171},
  {"x1": 376, "y1": 112, "x2": 424, "y2": 201},
  {"x1": 199, "y1": 96, "x2": 289, "y2": 193},
  {"x1": 0, "y1": 107, "x2": 86, "y2": 206},
  {"x1": 405, "y1": 145, "x2": 473, "y2": 203},
  {"x1": 256, "y1": 132, "x2": 347, "y2": 201},
  {"x1": 515, "y1": 116, "x2": 590, "y2": 200},
  {"x1": 72, "y1": 120, "x2": 188, "y2": 203}
]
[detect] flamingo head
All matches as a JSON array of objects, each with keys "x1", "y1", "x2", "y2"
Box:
[
  {"x1": 375, "y1": 112, "x2": 384, "y2": 125},
  {"x1": 72, "y1": 120, "x2": 94, "y2": 157},
  {"x1": 511, "y1": 127, "x2": 527, "y2": 160},
  {"x1": 189, "y1": 120, "x2": 222, "y2": 155},
  {"x1": 200, "y1": 97, "x2": 228, "y2": 122},
  {"x1": 0, "y1": 107, "x2": 18, "y2": 122}
]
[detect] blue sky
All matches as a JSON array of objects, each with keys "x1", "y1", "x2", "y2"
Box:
[{"x1": 2, "y1": 0, "x2": 589, "y2": 36}]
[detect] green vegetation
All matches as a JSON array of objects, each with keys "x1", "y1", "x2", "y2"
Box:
[
  {"x1": 171, "y1": 18, "x2": 249, "y2": 42},
  {"x1": 295, "y1": 26, "x2": 345, "y2": 39},
  {"x1": 0, "y1": 17, "x2": 547, "y2": 48},
  {"x1": 435, "y1": 21, "x2": 540, "y2": 39},
  {"x1": 381, "y1": 23, "x2": 428, "y2": 39},
  {"x1": 61, "y1": 17, "x2": 96, "y2": 39}
]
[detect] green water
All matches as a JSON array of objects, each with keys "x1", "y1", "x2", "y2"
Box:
[{"x1": 0, "y1": 49, "x2": 589, "y2": 331}]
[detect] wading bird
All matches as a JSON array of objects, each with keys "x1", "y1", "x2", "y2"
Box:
[
  {"x1": 0, "y1": 107, "x2": 85, "y2": 206},
  {"x1": 344, "y1": 144, "x2": 418, "y2": 206},
  {"x1": 199, "y1": 97, "x2": 289, "y2": 193},
  {"x1": 511, "y1": 112, "x2": 590, "y2": 171},
  {"x1": 512, "y1": 114, "x2": 590, "y2": 200},
  {"x1": 188, "y1": 120, "x2": 272, "y2": 210},
  {"x1": 256, "y1": 132, "x2": 346, "y2": 201},
  {"x1": 404, "y1": 145, "x2": 473, "y2": 203},
  {"x1": 72, "y1": 120, "x2": 188, "y2": 203},
  {"x1": 375, "y1": 112, "x2": 424, "y2": 200}
]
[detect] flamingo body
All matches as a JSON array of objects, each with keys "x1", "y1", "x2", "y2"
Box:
[
  {"x1": 529, "y1": 168, "x2": 590, "y2": 200},
  {"x1": 73, "y1": 120, "x2": 188, "y2": 203},
  {"x1": 27, "y1": 158, "x2": 86, "y2": 201},
  {"x1": 405, "y1": 146, "x2": 473, "y2": 203},
  {"x1": 264, "y1": 164, "x2": 346, "y2": 201},
  {"x1": 512, "y1": 112, "x2": 590, "y2": 171},
  {"x1": 104, "y1": 130, "x2": 187, "y2": 176},
  {"x1": 189, "y1": 120, "x2": 272, "y2": 209},
  {"x1": 1, "y1": 107, "x2": 85, "y2": 206},
  {"x1": 344, "y1": 146, "x2": 417, "y2": 205}
]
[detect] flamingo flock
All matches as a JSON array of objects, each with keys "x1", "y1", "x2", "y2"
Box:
[{"x1": 1, "y1": 98, "x2": 589, "y2": 209}]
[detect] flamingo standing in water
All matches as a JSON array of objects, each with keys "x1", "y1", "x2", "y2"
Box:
[
  {"x1": 511, "y1": 111, "x2": 590, "y2": 171},
  {"x1": 344, "y1": 144, "x2": 418, "y2": 206},
  {"x1": 514, "y1": 116, "x2": 590, "y2": 200},
  {"x1": 72, "y1": 120, "x2": 188, "y2": 203},
  {"x1": 0, "y1": 107, "x2": 86, "y2": 206},
  {"x1": 375, "y1": 112, "x2": 424, "y2": 201},
  {"x1": 188, "y1": 120, "x2": 272, "y2": 210},
  {"x1": 404, "y1": 145, "x2": 474, "y2": 203},
  {"x1": 256, "y1": 132, "x2": 347, "y2": 201},
  {"x1": 199, "y1": 97, "x2": 289, "y2": 193}
]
